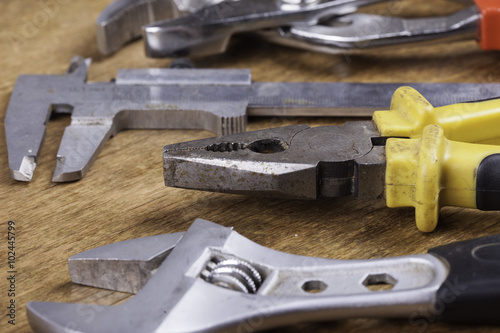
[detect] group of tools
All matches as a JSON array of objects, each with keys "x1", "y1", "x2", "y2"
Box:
[{"x1": 5, "y1": 0, "x2": 500, "y2": 331}]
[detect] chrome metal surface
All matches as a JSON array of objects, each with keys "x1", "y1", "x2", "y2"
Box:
[
  {"x1": 279, "y1": 6, "x2": 480, "y2": 51},
  {"x1": 27, "y1": 219, "x2": 449, "y2": 333},
  {"x1": 97, "y1": 0, "x2": 173, "y2": 55},
  {"x1": 97, "y1": 0, "x2": 482, "y2": 57},
  {"x1": 247, "y1": 81, "x2": 500, "y2": 117},
  {"x1": 96, "y1": 0, "x2": 224, "y2": 55},
  {"x1": 142, "y1": 0, "x2": 385, "y2": 57}
]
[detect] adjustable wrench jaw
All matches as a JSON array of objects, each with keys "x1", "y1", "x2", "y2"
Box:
[
  {"x1": 163, "y1": 122, "x2": 385, "y2": 200},
  {"x1": 67, "y1": 232, "x2": 184, "y2": 294},
  {"x1": 27, "y1": 219, "x2": 234, "y2": 333},
  {"x1": 27, "y1": 219, "x2": 449, "y2": 333},
  {"x1": 96, "y1": 0, "x2": 220, "y2": 55},
  {"x1": 96, "y1": 0, "x2": 173, "y2": 55}
]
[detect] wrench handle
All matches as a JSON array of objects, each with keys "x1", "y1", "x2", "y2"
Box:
[
  {"x1": 429, "y1": 234, "x2": 500, "y2": 324},
  {"x1": 476, "y1": 154, "x2": 500, "y2": 210}
]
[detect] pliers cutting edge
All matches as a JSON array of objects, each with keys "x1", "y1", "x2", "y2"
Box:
[
  {"x1": 98, "y1": 0, "x2": 500, "y2": 57},
  {"x1": 27, "y1": 219, "x2": 500, "y2": 332},
  {"x1": 163, "y1": 87, "x2": 500, "y2": 232}
]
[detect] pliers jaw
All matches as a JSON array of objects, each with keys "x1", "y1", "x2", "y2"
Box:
[{"x1": 163, "y1": 121, "x2": 385, "y2": 200}]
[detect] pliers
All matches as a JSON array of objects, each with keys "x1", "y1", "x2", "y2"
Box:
[
  {"x1": 97, "y1": 0, "x2": 500, "y2": 57},
  {"x1": 28, "y1": 219, "x2": 500, "y2": 332},
  {"x1": 163, "y1": 87, "x2": 500, "y2": 232}
]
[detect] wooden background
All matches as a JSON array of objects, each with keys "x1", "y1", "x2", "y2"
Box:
[{"x1": 1, "y1": 0, "x2": 500, "y2": 332}]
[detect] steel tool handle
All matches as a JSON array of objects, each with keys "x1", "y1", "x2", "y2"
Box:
[
  {"x1": 429, "y1": 234, "x2": 500, "y2": 324},
  {"x1": 385, "y1": 125, "x2": 500, "y2": 232}
]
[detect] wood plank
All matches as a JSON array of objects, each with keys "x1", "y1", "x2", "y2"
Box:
[{"x1": 1, "y1": 0, "x2": 499, "y2": 332}]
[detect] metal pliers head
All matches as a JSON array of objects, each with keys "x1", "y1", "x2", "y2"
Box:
[{"x1": 163, "y1": 121, "x2": 385, "y2": 200}]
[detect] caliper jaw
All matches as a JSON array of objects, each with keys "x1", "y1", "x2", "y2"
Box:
[
  {"x1": 5, "y1": 57, "x2": 251, "y2": 182},
  {"x1": 5, "y1": 57, "x2": 90, "y2": 182}
]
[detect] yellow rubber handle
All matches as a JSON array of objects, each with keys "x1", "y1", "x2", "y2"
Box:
[
  {"x1": 386, "y1": 125, "x2": 500, "y2": 232},
  {"x1": 373, "y1": 87, "x2": 500, "y2": 143}
]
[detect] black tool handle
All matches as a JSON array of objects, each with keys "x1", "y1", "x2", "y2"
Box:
[
  {"x1": 429, "y1": 234, "x2": 500, "y2": 324},
  {"x1": 476, "y1": 154, "x2": 500, "y2": 210}
]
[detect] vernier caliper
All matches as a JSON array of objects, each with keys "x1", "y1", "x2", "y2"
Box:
[
  {"x1": 27, "y1": 219, "x2": 500, "y2": 332},
  {"x1": 6, "y1": 56, "x2": 500, "y2": 182}
]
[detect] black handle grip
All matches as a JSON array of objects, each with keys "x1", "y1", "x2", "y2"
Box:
[
  {"x1": 477, "y1": 154, "x2": 500, "y2": 210},
  {"x1": 429, "y1": 234, "x2": 500, "y2": 324}
]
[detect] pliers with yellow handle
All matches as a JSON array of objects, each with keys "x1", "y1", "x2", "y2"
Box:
[{"x1": 163, "y1": 87, "x2": 500, "y2": 232}]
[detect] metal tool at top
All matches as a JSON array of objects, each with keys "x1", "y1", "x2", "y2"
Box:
[
  {"x1": 27, "y1": 219, "x2": 500, "y2": 332},
  {"x1": 8, "y1": 56, "x2": 500, "y2": 183},
  {"x1": 163, "y1": 87, "x2": 500, "y2": 231},
  {"x1": 97, "y1": 0, "x2": 500, "y2": 57}
]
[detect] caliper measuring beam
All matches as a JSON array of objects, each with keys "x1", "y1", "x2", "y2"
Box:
[{"x1": 5, "y1": 56, "x2": 500, "y2": 182}]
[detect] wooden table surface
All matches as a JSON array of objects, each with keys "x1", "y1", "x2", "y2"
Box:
[{"x1": 1, "y1": 0, "x2": 500, "y2": 332}]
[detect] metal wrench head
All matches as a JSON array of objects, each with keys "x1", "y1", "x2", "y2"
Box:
[
  {"x1": 27, "y1": 218, "x2": 448, "y2": 333},
  {"x1": 96, "y1": 0, "x2": 226, "y2": 55},
  {"x1": 142, "y1": 0, "x2": 386, "y2": 57},
  {"x1": 163, "y1": 122, "x2": 386, "y2": 199}
]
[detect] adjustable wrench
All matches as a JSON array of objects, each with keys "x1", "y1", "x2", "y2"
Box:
[{"x1": 27, "y1": 219, "x2": 500, "y2": 332}]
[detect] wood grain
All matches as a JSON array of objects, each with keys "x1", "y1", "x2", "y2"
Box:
[{"x1": 1, "y1": 0, "x2": 500, "y2": 332}]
